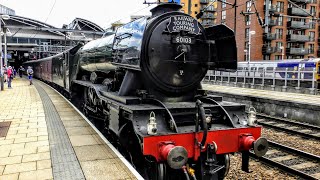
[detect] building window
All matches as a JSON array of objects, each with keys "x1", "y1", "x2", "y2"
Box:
[
  {"x1": 275, "y1": 28, "x2": 283, "y2": 39},
  {"x1": 308, "y1": 44, "x2": 314, "y2": 53},
  {"x1": 309, "y1": 31, "x2": 315, "y2": 41},
  {"x1": 245, "y1": 41, "x2": 249, "y2": 50},
  {"x1": 310, "y1": 6, "x2": 316, "y2": 16},
  {"x1": 276, "y1": 41, "x2": 283, "y2": 48},
  {"x1": 222, "y1": 0, "x2": 226, "y2": 8},
  {"x1": 221, "y1": 10, "x2": 226, "y2": 20},
  {"x1": 264, "y1": 55, "x2": 270, "y2": 60},
  {"x1": 195, "y1": 11, "x2": 198, "y2": 14},
  {"x1": 245, "y1": 15, "x2": 251, "y2": 26},
  {"x1": 276, "y1": 1, "x2": 284, "y2": 12},
  {"x1": 246, "y1": 1, "x2": 252, "y2": 11},
  {"x1": 276, "y1": 16, "x2": 283, "y2": 26},
  {"x1": 195, "y1": 4, "x2": 198, "y2": 7},
  {"x1": 245, "y1": 28, "x2": 250, "y2": 39},
  {"x1": 309, "y1": 19, "x2": 315, "y2": 29},
  {"x1": 275, "y1": 55, "x2": 282, "y2": 60}
]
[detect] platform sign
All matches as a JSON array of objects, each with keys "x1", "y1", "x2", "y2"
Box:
[{"x1": 0, "y1": 53, "x2": 12, "y2": 59}]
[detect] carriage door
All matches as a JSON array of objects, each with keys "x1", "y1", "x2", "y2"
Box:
[
  {"x1": 40, "y1": 63, "x2": 43, "y2": 79},
  {"x1": 62, "y1": 53, "x2": 69, "y2": 90},
  {"x1": 299, "y1": 62, "x2": 304, "y2": 80}
]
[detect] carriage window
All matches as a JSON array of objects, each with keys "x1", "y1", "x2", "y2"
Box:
[
  {"x1": 238, "y1": 67, "x2": 243, "y2": 70},
  {"x1": 266, "y1": 67, "x2": 274, "y2": 71}
]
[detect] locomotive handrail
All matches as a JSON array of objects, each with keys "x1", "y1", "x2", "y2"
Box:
[
  {"x1": 196, "y1": 100, "x2": 208, "y2": 148},
  {"x1": 145, "y1": 98, "x2": 179, "y2": 133}
]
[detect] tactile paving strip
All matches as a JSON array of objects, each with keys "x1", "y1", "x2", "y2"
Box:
[{"x1": 34, "y1": 82, "x2": 85, "y2": 180}]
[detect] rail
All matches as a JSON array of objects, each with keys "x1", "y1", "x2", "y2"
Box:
[
  {"x1": 250, "y1": 140, "x2": 320, "y2": 180},
  {"x1": 204, "y1": 67, "x2": 319, "y2": 95},
  {"x1": 256, "y1": 114, "x2": 320, "y2": 140}
]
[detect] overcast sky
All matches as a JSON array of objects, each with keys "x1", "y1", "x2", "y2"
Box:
[{"x1": 0, "y1": 0, "x2": 158, "y2": 29}]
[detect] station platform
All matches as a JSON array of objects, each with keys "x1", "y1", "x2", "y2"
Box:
[
  {"x1": 202, "y1": 83, "x2": 320, "y2": 125},
  {"x1": 0, "y1": 78, "x2": 142, "y2": 180}
]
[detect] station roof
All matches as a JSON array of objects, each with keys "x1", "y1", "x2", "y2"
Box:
[
  {"x1": 67, "y1": 18, "x2": 105, "y2": 32},
  {"x1": 2, "y1": 14, "x2": 105, "y2": 40}
]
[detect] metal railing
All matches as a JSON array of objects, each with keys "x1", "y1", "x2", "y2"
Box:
[
  {"x1": 35, "y1": 45, "x2": 72, "y2": 53},
  {"x1": 204, "y1": 67, "x2": 318, "y2": 94}
]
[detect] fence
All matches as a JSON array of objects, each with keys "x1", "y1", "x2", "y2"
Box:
[
  {"x1": 204, "y1": 67, "x2": 318, "y2": 95},
  {"x1": 35, "y1": 45, "x2": 72, "y2": 53}
]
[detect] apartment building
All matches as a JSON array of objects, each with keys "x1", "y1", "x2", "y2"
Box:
[
  {"x1": 161, "y1": 0, "x2": 218, "y2": 27},
  {"x1": 215, "y1": 0, "x2": 319, "y2": 61}
]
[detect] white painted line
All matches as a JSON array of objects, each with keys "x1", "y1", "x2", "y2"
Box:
[{"x1": 40, "y1": 81, "x2": 145, "y2": 180}]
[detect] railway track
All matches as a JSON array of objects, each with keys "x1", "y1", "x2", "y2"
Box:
[
  {"x1": 251, "y1": 141, "x2": 320, "y2": 180},
  {"x1": 256, "y1": 114, "x2": 320, "y2": 140}
]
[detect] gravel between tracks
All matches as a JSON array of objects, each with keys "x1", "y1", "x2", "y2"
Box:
[
  {"x1": 225, "y1": 153, "x2": 297, "y2": 180},
  {"x1": 262, "y1": 128, "x2": 320, "y2": 156}
]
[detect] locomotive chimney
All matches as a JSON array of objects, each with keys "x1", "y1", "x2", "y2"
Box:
[{"x1": 150, "y1": 3, "x2": 182, "y2": 17}]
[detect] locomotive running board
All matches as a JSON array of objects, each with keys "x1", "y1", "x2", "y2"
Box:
[{"x1": 72, "y1": 80, "x2": 140, "y2": 105}]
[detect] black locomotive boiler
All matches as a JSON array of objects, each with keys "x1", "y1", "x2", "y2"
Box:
[{"x1": 24, "y1": 3, "x2": 268, "y2": 180}]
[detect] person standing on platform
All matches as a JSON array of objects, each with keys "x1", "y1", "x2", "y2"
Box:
[
  {"x1": 27, "y1": 66, "x2": 33, "y2": 85},
  {"x1": 7, "y1": 66, "x2": 13, "y2": 88},
  {"x1": 13, "y1": 67, "x2": 16, "y2": 78},
  {"x1": 3, "y1": 65, "x2": 7, "y2": 83},
  {"x1": 18, "y1": 66, "x2": 24, "y2": 78}
]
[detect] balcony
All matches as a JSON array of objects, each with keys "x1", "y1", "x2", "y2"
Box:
[
  {"x1": 264, "y1": 33, "x2": 277, "y2": 40},
  {"x1": 201, "y1": 21, "x2": 215, "y2": 27},
  {"x1": 287, "y1": 34, "x2": 310, "y2": 42},
  {"x1": 202, "y1": 13, "x2": 216, "y2": 19},
  {"x1": 308, "y1": 0, "x2": 317, "y2": 4},
  {"x1": 287, "y1": 21, "x2": 310, "y2": 29},
  {"x1": 286, "y1": 48, "x2": 309, "y2": 55},
  {"x1": 267, "y1": 5, "x2": 281, "y2": 14},
  {"x1": 267, "y1": 19, "x2": 277, "y2": 26},
  {"x1": 290, "y1": 0, "x2": 309, "y2": 3},
  {"x1": 288, "y1": 7, "x2": 310, "y2": 17},
  {"x1": 200, "y1": 0, "x2": 208, "y2": 4},
  {"x1": 205, "y1": 5, "x2": 216, "y2": 12},
  {"x1": 262, "y1": 46, "x2": 282, "y2": 54}
]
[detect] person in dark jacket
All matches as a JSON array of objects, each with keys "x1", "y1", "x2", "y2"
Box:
[{"x1": 18, "y1": 66, "x2": 25, "y2": 78}]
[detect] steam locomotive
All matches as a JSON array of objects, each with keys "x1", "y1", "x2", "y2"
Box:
[{"x1": 24, "y1": 3, "x2": 268, "y2": 180}]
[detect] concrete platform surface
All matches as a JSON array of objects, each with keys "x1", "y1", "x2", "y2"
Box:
[
  {"x1": 202, "y1": 83, "x2": 320, "y2": 106},
  {"x1": 0, "y1": 78, "x2": 141, "y2": 180},
  {"x1": 202, "y1": 83, "x2": 320, "y2": 125}
]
